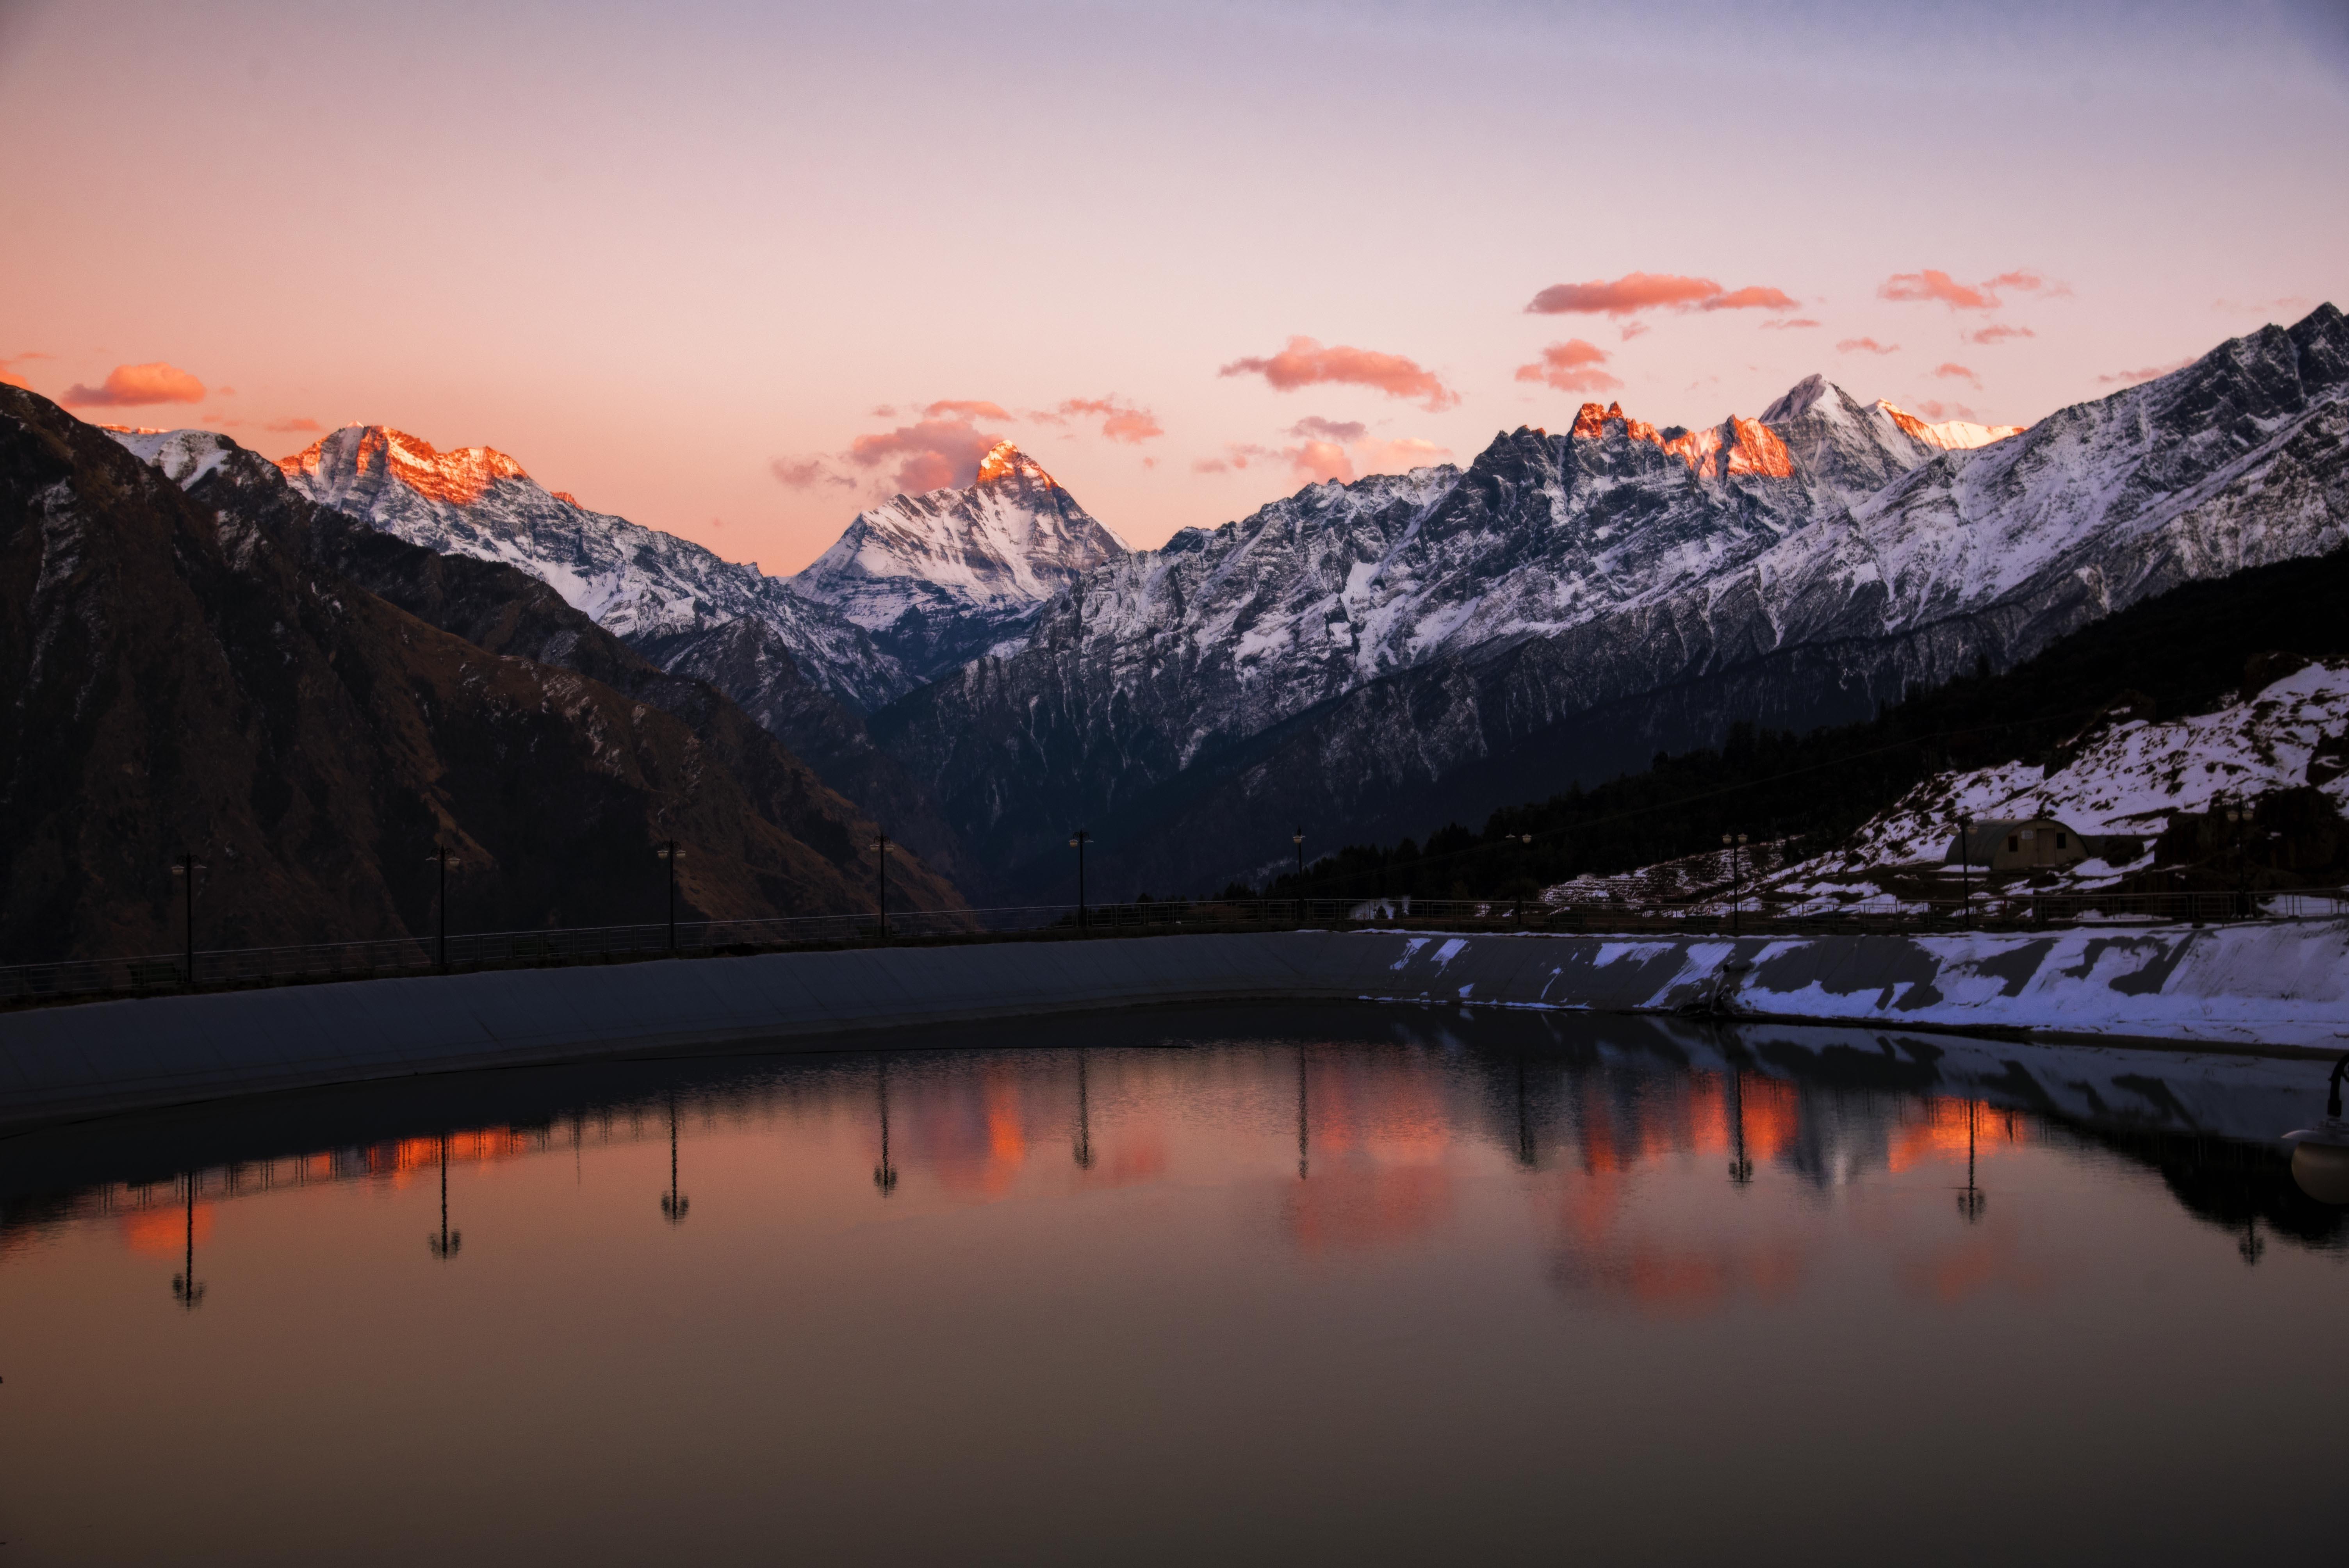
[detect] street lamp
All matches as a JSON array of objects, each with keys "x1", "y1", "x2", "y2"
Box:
[
  {"x1": 1509, "y1": 832, "x2": 1534, "y2": 923},
  {"x1": 1720, "y1": 833, "x2": 1749, "y2": 936},
  {"x1": 871, "y1": 831, "x2": 891, "y2": 939},
  {"x1": 1955, "y1": 813, "x2": 1974, "y2": 930},
  {"x1": 428, "y1": 1133, "x2": 463, "y2": 1259},
  {"x1": 2222, "y1": 801, "x2": 2250, "y2": 918},
  {"x1": 654, "y1": 840, "x2": 686, "y2": 952},
  {"x1": 1292, "y1": 827, "x2": 1305, "y2": 927},
  {"x1": 168, "y1": 853, "x2": 208, "y2": 985},
  {"x1": 425, "y1": 846, "x2": 462, "y2": 973},
  {"x1": 1068, "y1": 830, "x2": 1091, "y2": 931}
]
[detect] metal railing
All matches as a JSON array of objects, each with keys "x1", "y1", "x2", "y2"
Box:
[{"x1": 2, "y1": 888, "x2": 2342, "y2": 1008}]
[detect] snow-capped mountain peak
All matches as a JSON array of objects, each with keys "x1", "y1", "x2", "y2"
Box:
[
  {"x1": 275, "y1": 423, "x2": 913, "y2": 713},
  {"x1": 279, "y1": 426, "x2": 532, "y2": 508},
  {"x1": 1875, "y1": 400, "x2": 2025, "y2": 451},
  {"x1": 788, "y1": 443, "x2": 1130, "y2": 678},
  {"x1": 975, "y1": 439, "x2": 1059, "y2": 491}
]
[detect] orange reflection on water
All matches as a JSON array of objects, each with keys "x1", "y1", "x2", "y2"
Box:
[
  {"x1": 1887, "y1": 1098, "x2": 2025, "y2": 1174},
  {"x1": 1284, "y1": 1164, "x2": 1453, "y2": 1254},
  {"x1": 120, "y1": 1203, "x2": 212, "y2": 1256}
]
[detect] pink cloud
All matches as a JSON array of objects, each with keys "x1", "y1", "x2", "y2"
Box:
[
  {"x1": 1053, "y1": 396, "x2": 1164, "y2": 444},
  {"x1": 922, "y1": 399, "x2": 1010, "y2": 420},
  {"x1": 1983, "y1": 271, "x2": 2046, "y2": 294},
  {"x1": 1969, "y1": 324, "x2": 2035, "y2": 345},
  {"x1": 1191, "y1": 457, "x2": 1230, "y2": 474},
  {"x1": 772, "y1": 456, "x2": 845, "y2": 488},
  {"x1": 1289, "y1": 440, "x2": 1355, "y2": 484},
  {"x1": 1837, "y1": 337, "x2": 1900, "y2": 355},
  {"x1": 1513, "y1": 338, "x2": 1620, "y2": 393},
  {"x1": 1932, "y1": 362, "x2": 1982, "y2": 385},
  {"x1": 1619, "y1": 321, "x2": 1650, "y2": 341},
  {"x1": 1289, "y1": 416, "x2": 1366, "y2": 443},
  {"x1": 0, "y1": 350, "x2": 55, "y2": 387},
  {"x1": 1761, "y1": 318, "x2": 1820, "y2": 330},
  {"x1": 1355, "y1": 437, "x2": 1451, "y2": 475},
  {"x1": 1219, "y1": 337, "x2": 1459, "y2": 410},
  {"x1": 1879, "y1": 270, "x2": 1994, "y2": 309},
  {"x1": 846, "y1": 415, "x2": 1005, "y2": 493},
  {"x1": 1526, "y1": 272, "x2": 1800, "y2": 318},
  {"x1": 2097, "y1": 357, "x2": 2196, "y2": 386},
  {"x1": 1909, "y1": 398, "x2": 1976, "y2": 420},
  {"x1": 1700, "y1": 285, "x2": 1801, "y2": 312},
  {"x1": 264, "y1": 416, "x2": 323, "y2": 434},
  {"x1": 61, "y1": 361, "x2": 207, "y2": 407}
]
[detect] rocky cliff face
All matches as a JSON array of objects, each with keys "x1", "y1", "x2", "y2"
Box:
[
  {"x1": 278, "y1": 425, "x2": 915, "y2": 712},
  {"x1": 787, "y1": 440, "x2": 1129, "y2": 681},
  {"x1": 872, "y1": 308, "x2": 2349, "y2": 899},
  {"x1": 0, "y1": 392, "x2": 955, "y2": 961}
]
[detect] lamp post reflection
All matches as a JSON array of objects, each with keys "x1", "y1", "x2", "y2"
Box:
[
  {"x1": 427, "y1": 1133, "x2": 462, "y2": 1259},
  {"x1": 1727, "y1": 1068, "x2": 1754, "y2": 1187},
  {"x1": 659, "y1": 1094, "x2": 689, "y2": 1225},
  {"x1": 1515, "y1": 1057, "x2": 1536, "y2": 1169},
  {"x1": 1296, "y1": 1047, "x2": 1310, "y2": 1180},
  {"x1": 873, "y1": 1059, "x2": 898, "y2": 1196},
  {"x1": 1957, "y1": 1099, "x2": 1987, "y2": 1223},
  {"x1": 169, "y1": 1173, "x2": 205, "y2": 1311},
  {"x1": 1073, "y1": 1051, "x2": 1094, "y2": 1171}
]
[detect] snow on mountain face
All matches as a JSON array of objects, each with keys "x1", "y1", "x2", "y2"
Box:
[
  {"x1": 277, "y1": 426, "x2": 913, "y2": 712},
  {"x1": 788, "y1": 441, "x2": 1129, "y2": 680},
  {"x1": 1827, "y1": 659, "x2": 2349, "y2": 873},
  {"x1": 1875, "y1": 401, "x2": 2024, "y2": 451},
  {"x1": 877, "y1": 307, "x2": 2349, "y2": 896}
]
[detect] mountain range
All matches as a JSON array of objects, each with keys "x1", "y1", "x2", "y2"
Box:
[
  {"x1": 0, "y1": 392, "x2": 956, "y2": 961},
  {"x1": 91, "y1": 303, "x2": 2349, "y2": 913}
]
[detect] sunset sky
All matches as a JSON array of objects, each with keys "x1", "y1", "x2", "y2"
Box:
[{"x1": 4, "y1": 0, "x2": 2344, "y2": 570}]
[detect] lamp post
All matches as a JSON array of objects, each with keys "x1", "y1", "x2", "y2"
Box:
[
  {"x1": 1955, "y1": 813, "x2": 1974, "y2": 930},
  {"x1": 872, "y1": 831, "x2": 890, "y2": 939},
  {"x1": 659, "y1": 1093, "x2": 689, "y2": 1225},
  {"x1": 168, "y1": 853, "x2": 207, "y2": 985},
  {"x1": 1719, "y1": 833, "x2": 1749, "y2": 936},
  {"x1": 1292, "y1": 827, "x2": 1305, "y2": 928},
  {"x1": 1068, "y1": 830, "x2": 1091, "y2": 931},
  {"x1": 428, "y1": 1133, "x2": 462, "y2": 1259},
  {"x1": 2223, "y1": 801, "x2": 2249, "y2": 919},
  {"x1": 170, "y1": 1173, "x2": 205, "y2": 1311},
  {"x1": 654, "y1": 840, "x2": 685, "y2": 952},
  {"x1": 425, "y1": 846, "x2": 462, "y2": 973},
  {"x1": 1510, "y1": 832, "x2": 1533, "y2": 923}
]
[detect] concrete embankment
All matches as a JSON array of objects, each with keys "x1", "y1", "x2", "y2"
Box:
[{"x1": 2, "y1": 921, "x2": 2343, "y2": 1130}]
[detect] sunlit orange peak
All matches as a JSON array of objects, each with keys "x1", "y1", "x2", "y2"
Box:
[
  {"x1": 976, "y1": 439, "x2": 1059, "y2": 488},
  {"x1": 276, "y1": 426, "x2": 533, "y2": 506},
  {"x1": 1569, "y1": 402, "x2": 1791, "y2": 480}
]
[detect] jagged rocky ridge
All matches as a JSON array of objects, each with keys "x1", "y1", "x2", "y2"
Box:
[
  {"x1": 870, "y1": 308, "x2": 2349, "y2": 900},
  {"x1": 0, "y1": 392, "x2": 957, "y2": 960},
  {"x1": 791, "y1": 440, "x2": 1129, "y2": 681},
  {"x1": 278, "y1": 426, "x2": 915, "y2": 712}
]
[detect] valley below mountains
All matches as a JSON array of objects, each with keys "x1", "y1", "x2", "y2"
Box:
[{"x1": 22, "y1": 305, "x2": 2344, "y2": 954}]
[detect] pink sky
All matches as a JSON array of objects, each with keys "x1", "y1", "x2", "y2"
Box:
[{"x1": 3, "y1": 0, "x2": 2344, "y2": 572}]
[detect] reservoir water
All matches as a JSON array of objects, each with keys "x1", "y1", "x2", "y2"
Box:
[{"x1": 0, "y1": 1002, "x2": 2340, "y2": 1565}]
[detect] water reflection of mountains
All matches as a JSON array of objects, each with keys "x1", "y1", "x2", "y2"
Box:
[{"x1": 2, "y1": 1003, "x2": 2338, "y2": 1255}]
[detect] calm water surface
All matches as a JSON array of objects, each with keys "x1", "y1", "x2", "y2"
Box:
[{"x1": 0, "y1": 1003, "x2": 2341, "y2": 1566}]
